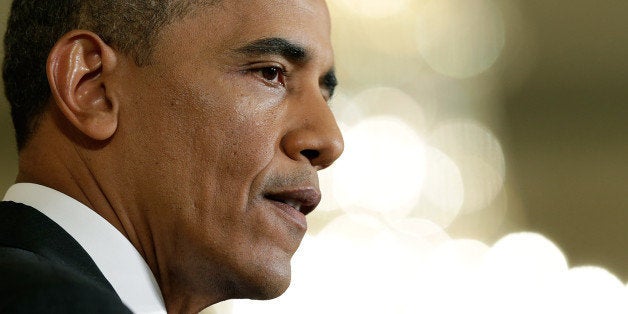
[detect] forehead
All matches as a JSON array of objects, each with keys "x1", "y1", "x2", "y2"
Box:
[
  {"x1": 154, "y1": 0, "x2": 333, "y2": 66},
  {"x1": 218, "y1": 0, "x2": 331, "y2": 34}
]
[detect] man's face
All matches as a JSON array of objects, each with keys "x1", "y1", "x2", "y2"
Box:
[{"x1": 109, "y1": 0, "x2": 342, "y2": 301}]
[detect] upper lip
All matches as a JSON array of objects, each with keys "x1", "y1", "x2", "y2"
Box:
[{"x1": 264, "y1": 187, "x2": 322, "y2": 215}]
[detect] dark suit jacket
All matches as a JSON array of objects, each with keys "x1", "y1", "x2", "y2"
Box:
[{"x1": 0, "y1": 201, "x2": 132, "y2": 313}]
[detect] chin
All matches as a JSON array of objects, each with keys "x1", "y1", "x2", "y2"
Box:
[
  {"x1": 238, "y1": 260, "x2": 293, "y2": 300},
  {"x1": 259, "y1": 276, "x2": 292, "y2": 300}
]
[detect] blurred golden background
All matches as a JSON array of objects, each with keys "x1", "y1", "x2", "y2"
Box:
[{"x1": 2, "y1": 0, "x2": 628, "y2": 312}]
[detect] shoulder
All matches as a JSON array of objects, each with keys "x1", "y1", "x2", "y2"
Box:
[{"x1": 0, "y1": 246, "x2": 132, "y2": 314}]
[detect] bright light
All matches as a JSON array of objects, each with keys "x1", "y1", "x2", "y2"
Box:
[
  {"x1": 417, "y1": 239, "x2": 490, "y2": 314},
  {"x1": 227, "y1": 214, "x2": 426, "y2": 314},
  {"x1": 416, "y1": 0, "x2": 505, "y2": 78},
  {"x1": 329, "y1": 90, "x2": 365, "y2": 127},
  {"x1": 482, "y1": 232, "x2": 569, "y2": 283},
  {"x1": 481, "y1": 233, "x2": 569, "y2": 314},
  {"x1": 332, "y1": 116, "x2": 426, "y2": 217},
  {"x1": 316, "y1": 167, "x2": 340, "y2": 213},
  {"x1": 429, "y1": 120, "x2": 505, "y2": 213},
  {"x1": 350, "y1": 87, "x2": 427, "y2": 133},
  {"x1": 209, "y1": 228, "x2": 628, "y2": 314},
  {"x1": 387, "y1": 217, "x2": 451, "y2": 246},
  {"x1": 555, "y1": 267, "x2": 628, "y2": 314},
  {"x1": 412, "y1": 147, "x2": 464, "y2": 227}
]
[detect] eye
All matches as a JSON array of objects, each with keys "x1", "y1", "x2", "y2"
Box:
[{"x1": 254, "y1": 66, "x2": 286, "y2": 86}]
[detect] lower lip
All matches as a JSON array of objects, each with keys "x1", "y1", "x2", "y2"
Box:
[{"x1": 266, "y1": 199, "x2": 307, "y2": 231}]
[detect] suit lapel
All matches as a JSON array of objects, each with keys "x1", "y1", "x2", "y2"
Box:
[{"x1": 0, "y1": 201, "x2": 117, "y2": 294}]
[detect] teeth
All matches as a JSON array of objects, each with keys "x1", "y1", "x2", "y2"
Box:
[{"x1": 284, "y1": 199, "x2": 301, "y2": 212}]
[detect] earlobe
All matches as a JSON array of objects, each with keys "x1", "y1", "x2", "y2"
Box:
[{"x1": 47, "y1": 30, "x2": 119, "y2": 141}]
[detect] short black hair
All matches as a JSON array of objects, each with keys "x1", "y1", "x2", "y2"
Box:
[{"x1": 3, "y1": 0, "x2": 213, "y2": 150}]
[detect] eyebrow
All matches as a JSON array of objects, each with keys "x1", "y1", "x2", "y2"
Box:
[
  {"x1": 233, "y1": 37, "x2": 309, "y2": 63},
  {"x1": 233, "y1": 37, "x2": 338, "y2": 99}
]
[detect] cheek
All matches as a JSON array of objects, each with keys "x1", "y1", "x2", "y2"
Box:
[
  {"x1": 193, "y1": 121, "x2": 279, "y2": 219},
  {"x1": 187, "y1": 99, "x2": 284, "y2": 207},
  {"x1": 149, "y1": 70, "x2": 287, "y2": 218},
  {"x1": 193, "y1": 92, "x2": 285, "y2": 183},
  {"x1": 224, "y1": 123, "x2": 278, "y2": 172}
]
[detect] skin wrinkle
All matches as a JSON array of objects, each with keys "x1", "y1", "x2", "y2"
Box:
[
  {"x1": 13, "y1": 0, "x2": 343, "y2": 313},
  {"x1": 73, "y1": 149, "x2": 131, "y2": 246}
]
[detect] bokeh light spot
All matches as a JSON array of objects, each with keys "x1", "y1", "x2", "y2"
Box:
[
  {"x1": 556, "y1": 266, "x2": 628, "y2": 314},
  {"x1": 212, "y1": 231, "x2": 628, "y2": 314},
  {"x1": 483, "y1": 233, "x2": 569, "y2": 279},
  {"x1": 333, "y1": 116, "x2": 426, "y2": 217},
  {"x1": 416, "y1": 0, "x2": 505, "y2": 78},
  {"x1": 429, "y1": 120, "x2": 505, "y2": 213},
  {"x1": 481, "y1": 233, "x2": 569, "y2": 314},
  {"x1": 351, "y1": 87, "x2": 427, "y2": 133},
  {"x1": 329, "y1": 90, "x2": 365, "y2": 127},
  {"x1": 387, "y1": 217, "x2": 452, "y2": 246},
  {"x1": 412, "y1": 147, "x2": 464, "y2": 227}
]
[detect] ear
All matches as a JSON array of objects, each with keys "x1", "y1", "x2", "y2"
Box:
[{"x1": 47, "y1": 30, "x2": 119, "y2": 141}]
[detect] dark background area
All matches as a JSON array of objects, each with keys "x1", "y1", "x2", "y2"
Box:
[{"x1": 502, "y1": 0, "x2": 628, "y2": 279}]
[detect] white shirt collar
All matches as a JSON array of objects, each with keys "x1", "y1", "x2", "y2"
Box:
[{"x1": 3, "y1": 183, "x2": 167, "y2": 314}]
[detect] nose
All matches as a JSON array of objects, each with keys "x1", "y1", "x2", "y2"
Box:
[{"x1": 281, "y1": 91, "x2": 344, "y2": 170}]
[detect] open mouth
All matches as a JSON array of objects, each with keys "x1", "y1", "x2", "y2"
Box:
[{"x1": 264, "y1": 188, "x2": 321, "y2": 216}]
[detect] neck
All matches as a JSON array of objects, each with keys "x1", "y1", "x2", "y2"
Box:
[
  {"x1": 17, "y1": 114, "x2": 134, "y2": 244},
  {"x1": 16, "y1": 110, "x2": 229, "y2": 312}
]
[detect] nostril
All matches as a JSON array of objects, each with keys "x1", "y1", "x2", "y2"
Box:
[{"x1": 300, "y1": 149, "x2": 320, "y2": 161}]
